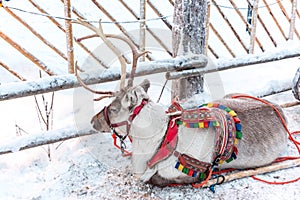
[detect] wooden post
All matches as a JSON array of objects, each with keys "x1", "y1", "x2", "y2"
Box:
[
  {"x1": 278, "y1": 0, "x2": 300, "y2": 39},
  {"x1": 172, "y1": 0, "x2": 209, "y2": 99},
  {"x1": 231, "y1": 0, "x2": 264, "y2": 52},
  {"x1": 248, "y1": 0, "x2": 259, "y2": 54},
  {"x1": 119, "y1": 0, "x2": 172, "y2": 56},
  {"x1": 140, "y1": 0, "x2": 146, "y2": 61},
  {"x1": 289, "y1": 0, "x2": 298, "y2": 40},
  {"x1": 64, "y1": 0, "x2": 74, "y2": 74},
  {"x1": 91, "y1": 0, "x2": 154, "y2": 61}
]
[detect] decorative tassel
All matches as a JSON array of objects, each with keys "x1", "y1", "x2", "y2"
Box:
[
  {"x1": 226, "y1": 157, "x2": 233, "y2": 163},
  {"x1": 231, "y1": 152, "x2": 237, "y2": 160},
  {"x1": 233, "y1": 146, "x2": 238, "y2": 155},
  {"x1": 183, "y1": 168, "x2": 190, "y2": 174},
  {"x1": 199, "y1": 122, "x2": 204, "y2": 128},
  {"x1": 176, "y1": 120, "x2": 183, "y2": 125},
  {"x1": 234, "y1": 138, "x2": 239, "y2": 145},
  {"x1": 236, "y1": 131, "x2": 243, "y2": 139},
  {"x1": 228, "y1": 110, "x2": 237, "y2": 117},
  {"x1": 218, "y1": 160, "x2": 224, "y2": 165},
  {"x1": 199, "y1": 172, "x2": 206, "y2": 181},
  {"x1": 225, "y1": 107, "x2": 231, "y2": 112},
  {"x1": 192, "y1": 171, "x2": 198, "y2": 177},
  {"x1": 175, "y1": 161, "x2": 200, "y2": 178},
  {"x1": 207, "y1": 103, "x2": 214, "y2": 108},
  {"x1": 235, "y1": 123, "x2": 242, "y2": 131},
  {"x1": 218, "y1": 105, "x2": 227, "y2": 110},
  {"x1": 204, "y1": 121, "x2": 209, "y2": 128},
  {"x1": 233, "y1": 116, "x2": 241, "y2": 123},
  {"x1": 199, "y1": 103, "x2": 207, "y2": 108},
  {"x1": 178, "y1": 163, "x2": 184, "y2": 171},
  {"x1": 188, "y1": 170, "x2": 194, "y2": 176}
]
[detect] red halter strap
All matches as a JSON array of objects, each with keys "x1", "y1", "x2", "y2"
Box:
[{"x1": 103, "y1": 99, "x2": 149, "y2": 153}]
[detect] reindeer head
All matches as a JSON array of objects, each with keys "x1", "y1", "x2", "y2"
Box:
[
  {"x1": 91, "y1": 79, "x2": 150, "y2": 134},
  {"x1": 74, "y1": 19, "x2": 149, "y2": 135}
]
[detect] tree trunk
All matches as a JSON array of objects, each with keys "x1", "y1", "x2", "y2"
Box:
[{"x1": 172, "y1": 0, "x2": 209, "y2": 99}]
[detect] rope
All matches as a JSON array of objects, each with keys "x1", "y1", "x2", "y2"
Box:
[
  {"x1": 112, "y1": 133, "x2": 132, "y2": 157},
  {"x1": 192, "y1": 168, "x2": 213, "y2": 188},
  {"x1": 231, "y1": 94, "x2": 300, "y2": 185},
  {"x1": 1, "y1": 5, "x2": 172, "y2": 24},
  {"x1": 212, "y1": 0, "x2": 284, "y2": 10}
]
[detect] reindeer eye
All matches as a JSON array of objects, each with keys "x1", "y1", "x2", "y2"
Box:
[{"x1": 109, "y1": 107, "x2": 119, "y2": 113}]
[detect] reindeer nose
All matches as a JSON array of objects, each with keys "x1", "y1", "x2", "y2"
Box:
[
  {"x1": 91, "y1": 117, "x2": 101, "y2": 131},
  {"x1": 91, "y1": 116, "x2": 110, "y2": 132}
]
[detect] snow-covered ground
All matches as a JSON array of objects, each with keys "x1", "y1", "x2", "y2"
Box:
[
  {"x1": 0, "y1": 1, "x2": 300, "y2": 199},
  {"x1": 0, "y1": 87, "x2": 299, "y2": 200}
]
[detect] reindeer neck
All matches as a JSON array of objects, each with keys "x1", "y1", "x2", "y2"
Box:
[
  {"x1": 130, "y1": 101, "x2": 168, "y2": 141},
  {"x1": 130, "y1": 101, "x2": 169, "y2": 175}
]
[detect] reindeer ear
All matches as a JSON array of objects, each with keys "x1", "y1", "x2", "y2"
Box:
[
  {"x1": 123, "y1": 90, "x2": 138, "y2": 111},
  {"x1": 140, "y1": 79, "x2": 150, "y2": 93}
]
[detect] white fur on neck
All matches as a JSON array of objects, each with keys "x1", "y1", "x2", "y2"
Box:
[{"x1": 130, "y1": 102, "x2": 168, "y2": 176}]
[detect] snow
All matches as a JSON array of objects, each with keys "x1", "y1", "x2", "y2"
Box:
[{"x1": 0, "y1": 1, "x2": 300, "y2": 200}]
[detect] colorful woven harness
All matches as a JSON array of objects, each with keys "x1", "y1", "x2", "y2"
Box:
[{"x1": 147, "y1": 102, "x2": 243, "y2": 181}]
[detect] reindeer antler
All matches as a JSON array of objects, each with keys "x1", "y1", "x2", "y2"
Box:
[
  {"x1": 75, "y1": 61, "x2": 115, "y2": 101},
  {"x1": 73, "y1": 19, "x2": 149, "y2": 89},
  {"x1": 104, "y1": 34, "x2": 149, "y2": 87},
  {"x1": 73, "y1": 19, "x2": 127, "y2": 89}
]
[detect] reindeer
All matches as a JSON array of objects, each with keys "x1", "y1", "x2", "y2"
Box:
[{"x1": 74, "y1": 20, "x2": 288, "y2": 187}]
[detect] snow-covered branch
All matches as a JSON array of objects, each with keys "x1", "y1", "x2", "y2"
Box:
[
  {"x1": 0, "y1": 127, "x2": 98, "y2": 155},
  {"x1": 0, "y1": 55, "x2": 207, "y2": 101}
]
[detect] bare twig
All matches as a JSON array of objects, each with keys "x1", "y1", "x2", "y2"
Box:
[{"x1": 156, "y1": 79, "x2": 168, "y2": 103}]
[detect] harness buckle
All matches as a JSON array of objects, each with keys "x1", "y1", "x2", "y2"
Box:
[{"x1": 120, "y1": 140, "x2": 127, "y2": 153}]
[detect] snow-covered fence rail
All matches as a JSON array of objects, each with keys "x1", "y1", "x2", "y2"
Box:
[
  {"x1": 1, "y1": 41, "x2": 299, "y2": 102},
  {"x1": 167, "y1": 44, "x2": 300, "y2": 97},
  {"x1": 0, "y1": 55, "x2": 207, "y2": 101},
  {"x1": 0, "y1": 127, "x2": 98, "y2": 155},
  {"x1": 167, "y1": 44, "x2": 300, "y2": 80}
]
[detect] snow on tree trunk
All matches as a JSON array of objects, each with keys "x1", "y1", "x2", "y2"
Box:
[
  {"x1": 172, "y1": 0, "x2": 208, "y2": 100},
  {"x1": 293, "y1": 66, "x2": 300, "y2": 101},
  {"x1": 64, "y1": 0, "x2": 75, "y2": 74}
]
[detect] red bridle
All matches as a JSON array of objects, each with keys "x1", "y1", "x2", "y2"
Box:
[{"x1": 102, "y1": 99, "x2": 149, "y2": 154}]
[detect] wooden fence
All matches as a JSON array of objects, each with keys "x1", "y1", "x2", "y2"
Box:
[
  {"x1": 0, "y1": 0, "x2": 299, "y2": 154},
  {"x1": 0, "y1": 0, "x2": 299, "y2": 82}
]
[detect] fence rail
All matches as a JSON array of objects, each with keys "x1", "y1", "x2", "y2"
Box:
[{"x1": 0, "y1": 55, "x2": 207, "y2": 101}]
